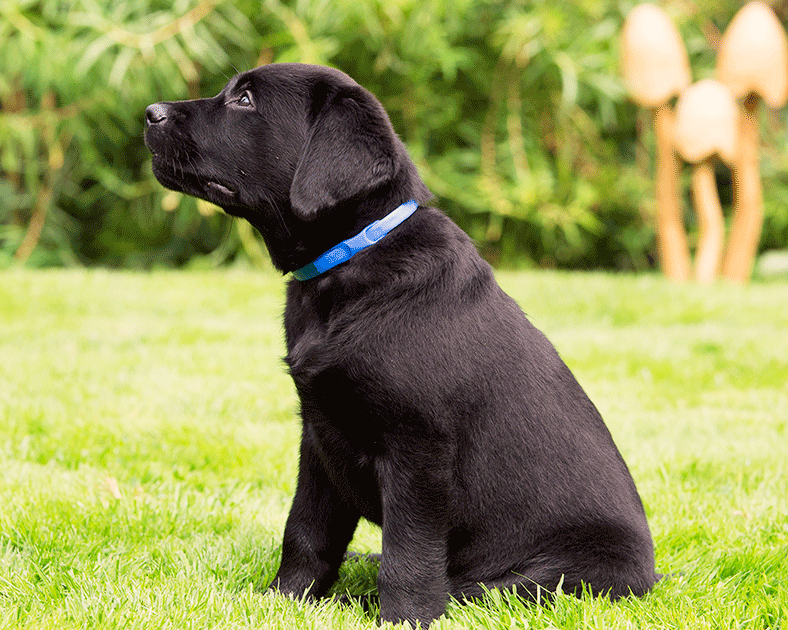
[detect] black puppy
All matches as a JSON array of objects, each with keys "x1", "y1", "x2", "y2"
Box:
[{"x1": 144, "y1": 63, "x2": 658, "y2": 627}]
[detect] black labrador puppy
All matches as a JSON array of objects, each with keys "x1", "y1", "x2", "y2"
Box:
[{"x1": 144, "y1": 63, "x2": 658, "y2": 627}]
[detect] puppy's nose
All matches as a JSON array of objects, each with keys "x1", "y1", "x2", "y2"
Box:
[{"x1": 145, "y1": 103, "x2": 169, "y2": 126}]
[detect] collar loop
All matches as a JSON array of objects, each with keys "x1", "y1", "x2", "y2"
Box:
[{"x1": 292, "y1": 200, "x2": 418, "y2": 281}]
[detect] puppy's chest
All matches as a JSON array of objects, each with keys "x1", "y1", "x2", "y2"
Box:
[
  {"x1": 284, "y1": 289, "x2": 381, "y2": 396},
  {"x1": 288, "y1": 331, "x2": 387, "y2": 439},
  {"x1": 284, "y1": 299, "x2": 395, "y2": 449}
]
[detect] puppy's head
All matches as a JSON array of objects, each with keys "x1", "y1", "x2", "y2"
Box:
[{"x1": 144, "y1": 63, "x2": 429, "y2": 269}]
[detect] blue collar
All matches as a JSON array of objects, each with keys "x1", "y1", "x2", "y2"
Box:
[{"x1": 292, "y1": 200, "x2": 418, "y2": 281}]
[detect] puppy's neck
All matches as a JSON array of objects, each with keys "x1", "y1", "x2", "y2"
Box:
[{"x1": 292, "y1": 200, "x2": 418, "y2": 281}]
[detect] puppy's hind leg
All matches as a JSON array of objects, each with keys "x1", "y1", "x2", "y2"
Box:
[
  {"x1": 450, "y1": 566, "x2": 626, "y2": 610},
  {"x1": 451, "y1": 533, "x2": 658, "y2": 607}
]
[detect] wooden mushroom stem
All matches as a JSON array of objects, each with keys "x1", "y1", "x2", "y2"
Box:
[
  {"x1": 722, "y1": 94, "x2": 763, "y2": 282},
  {"x1": 715, "y1": 1, "x2": 788, "y2": 282},
  {"x1": 673, "y1": 79, "x2": 739, "y2": 283},
  {"x1": 653, "y1": 105, "x2": 691, "y2": 281},
  {"x1": 691, "y1": 161, "x2": 726, "y2": 282},
  {"x1": 620, "y1": 3, "x2": 692, "y2": 281}
]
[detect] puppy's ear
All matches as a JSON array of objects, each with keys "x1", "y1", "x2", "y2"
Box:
[{"x1": 290, "y1": 89, "x2": 397, "y2": 220}]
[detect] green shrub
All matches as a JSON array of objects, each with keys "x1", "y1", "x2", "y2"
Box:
[{"x1": 1, "y1": 0, "x2": 787, "y2": 269}]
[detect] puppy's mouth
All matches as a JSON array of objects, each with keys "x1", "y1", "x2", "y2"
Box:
[
  {"x1": 151, "y1": 157, "x2": 238, "y2": 203},
  {"x1": 206, "y1": 180, "x2": 237, "y2": 198}
]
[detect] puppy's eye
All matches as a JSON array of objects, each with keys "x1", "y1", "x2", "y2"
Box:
[{"x1": 237, "y1": 91, "x2": 253, "y2": 107}]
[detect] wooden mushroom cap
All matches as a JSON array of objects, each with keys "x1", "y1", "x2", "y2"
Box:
[
  {"x1": 621, "y1": 3, "x2": 691, "y2": 107},
  {"x1": 717, "y1": 1, "x2": 788, "y2": 108},
  {"x1": 674, "y1": 79, "x2": 739, "y2": 165}
]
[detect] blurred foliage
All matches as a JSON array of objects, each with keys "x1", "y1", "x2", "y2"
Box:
[{"x1": 1, "y1": 0, "x2": 788, "y2": 269}]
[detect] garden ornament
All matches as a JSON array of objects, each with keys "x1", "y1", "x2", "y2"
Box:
[
  {"x1": 716, "y1": 1, "x2": 788, "y2": 282},
  {"x1": 621, "y1": 3, "x2": 692, "y2": 281},
  {"x1": 673, "y1": 80, "x2": 739, "y2": 283}
]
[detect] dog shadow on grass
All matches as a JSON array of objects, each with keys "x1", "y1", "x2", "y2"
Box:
[{"x1": 329, "y1": 552, "x2": 382, "y2": 617}]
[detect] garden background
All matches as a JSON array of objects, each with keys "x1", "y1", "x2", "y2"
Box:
[{"x1": 3, "y1": 0, "x2": 788, "y2": 271}]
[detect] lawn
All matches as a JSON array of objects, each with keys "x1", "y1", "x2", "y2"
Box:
[{"x1": 1, "y1": 268, "x2": 786, "y2": 629}]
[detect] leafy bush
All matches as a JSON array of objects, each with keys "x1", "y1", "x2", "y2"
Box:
[{"x1": 1, "y1": 0, "x2": 787, "y2": 269}]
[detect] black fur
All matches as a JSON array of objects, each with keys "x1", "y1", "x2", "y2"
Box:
[{"x1": 144, "y1": 63, "x2": 658, "y2": 627}]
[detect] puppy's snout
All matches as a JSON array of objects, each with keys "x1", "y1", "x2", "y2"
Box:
[{"x1": 145, "y1": 103, "x2": 169, "y2": 126}]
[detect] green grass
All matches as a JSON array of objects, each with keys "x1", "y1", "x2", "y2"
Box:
[{"x1": 1, "y1": 268, "x2": 786, "y2": 629}]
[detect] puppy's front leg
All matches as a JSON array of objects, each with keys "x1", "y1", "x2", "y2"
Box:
[
  {"x1": 269, "y1": 432, "x2": 360, "y2": 600},
  {"x1": 375, "y1": 442, "x2": 451, "y2": 628}
]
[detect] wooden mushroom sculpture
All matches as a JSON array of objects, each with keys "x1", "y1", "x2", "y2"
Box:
[
  {"x1": 621, "y1": 3, "x2": 692, "y2": 281},
  {"x1": 674, "y1": 80, "x2": 739, "y2": 283},
  {"x1": 717, "y1": 1, "x2": 788, "y2": 283}
]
